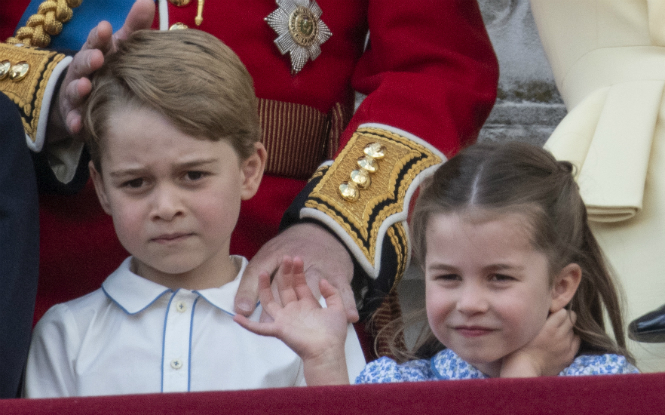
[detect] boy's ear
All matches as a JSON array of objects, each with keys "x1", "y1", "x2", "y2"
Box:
[
  {"x1": 89, "y1": 161, "x2": 112, "y2": 215},
  {"x1": 549, "y1": 263, "x2": 582, "y2": 313},
  {"x1": 240, "y1": 142, "x2": 267, "y2": 200}
]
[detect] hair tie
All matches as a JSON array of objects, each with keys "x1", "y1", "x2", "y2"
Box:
[{"x1": 558, "y1": 160, "x2": 574, "y2": 175}]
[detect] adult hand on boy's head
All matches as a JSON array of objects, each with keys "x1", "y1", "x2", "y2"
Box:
[
  {"x1": 235, "y1": 223, "x2": 359, "y2": 324},
  {"x1": 49, "y1": 0, "x2": 155, "y2": 142}
]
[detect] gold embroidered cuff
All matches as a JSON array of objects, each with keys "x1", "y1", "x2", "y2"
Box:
[
  {"x1": 0, "y1": 43, "x2": 67, "y2": 144},
  {"x1": 302, "y1": 125, "x2": 444, "y2": 278}
]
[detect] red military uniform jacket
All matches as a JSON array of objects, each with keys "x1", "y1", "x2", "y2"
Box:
[{"x1": 1, "y1": 0, "x2": 498, "y2": 322}]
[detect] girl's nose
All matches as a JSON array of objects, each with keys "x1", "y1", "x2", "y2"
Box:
[{"x1": 456, "y1": 283, "x2": 489, "y2": 315}]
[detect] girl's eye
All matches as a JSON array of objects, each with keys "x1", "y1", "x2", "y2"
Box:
[
  {"x1": 490, "y1": 274, "x2": 515, "y2": 282},
  {"x1": 435, "y1": 274, "x2": 461, "y2": 282},
  {"x1": 123, "y1": 178, "x2": 144, "y2": 189}
]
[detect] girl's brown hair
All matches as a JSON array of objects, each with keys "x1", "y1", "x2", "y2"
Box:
[
  {"x1": 387, "y1": 141, "x2": 634, "y2": 364},
  {"x1": 82, "y1": 29, "x2": 260, "y2": 172}
]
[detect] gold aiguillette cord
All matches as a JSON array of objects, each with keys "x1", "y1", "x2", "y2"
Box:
[{"x1": 195, "y1": 0, "x2": 204, "y2": 26}]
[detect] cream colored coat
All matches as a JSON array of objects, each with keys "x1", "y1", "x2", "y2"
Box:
[{"x1": 531, "y1": 0, "x2": 665, "y2": 371}]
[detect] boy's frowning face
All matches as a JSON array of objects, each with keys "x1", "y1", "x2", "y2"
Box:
[{"x1": 90, "y1": 107, "x2": 264, "y2": 290}]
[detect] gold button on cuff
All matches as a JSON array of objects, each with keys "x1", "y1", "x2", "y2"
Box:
[
  {"x1": 357, "y1": 156, "x2": 378, "y2": 173},
  {"x1": 168, "y1": 0, "x2": 191, "y2": 5},
  {"x1": 9, "y1": 62, "x2": 29, "y2": 82},
  {"x1": 0, "y1": 61, "x2": 12, "y2": 81},
  {"x1": 364, "y1": 142, "x2": 386, "y2": 159},
  {"x1": 339, "y1": 181, "x2": 359, "y2": 202},
  {"x1": 169, "y1": 22, "x2": 189, "y2": 30},
  {"x1": 350, "y1": 169, "x2": 371, "y2": 189},
  {"x1": 338, "y1": 142, "x2": 390, "y2": 202},
  {"x1": 0, "y1": 61, "x2": 10, "y2": 80}
]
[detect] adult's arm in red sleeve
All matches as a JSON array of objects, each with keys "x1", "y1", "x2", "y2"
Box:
[{"x1": 282, "y1": 0, "x2": 498, "y2": 316}]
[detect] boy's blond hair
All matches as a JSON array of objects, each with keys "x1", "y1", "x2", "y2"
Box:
[{"x1": 83, "y1": 29, "x2": 260, "y2": 171}]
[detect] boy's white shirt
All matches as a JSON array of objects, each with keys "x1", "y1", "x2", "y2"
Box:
[{"x1": 24, "y1": 256, "x2": 366, "y2": 398}]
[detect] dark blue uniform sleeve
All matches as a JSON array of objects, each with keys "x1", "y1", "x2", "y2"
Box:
[{"x1": 0, "y1": 92, "x2": 40, "y2": 398}]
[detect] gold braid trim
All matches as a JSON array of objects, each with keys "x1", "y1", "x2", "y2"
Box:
[
  {"x1": 0, "y1": 43, "x2": 67, "y2": 142},
  {"x1": 304, "y1": 126, "x2": 443, "y2": 268},
  {"x1": 7, "y1": 0, "x2": 83, "y2": 48}
]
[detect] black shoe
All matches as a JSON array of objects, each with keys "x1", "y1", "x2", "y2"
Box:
[{"x1": 629, "y1": 304, "x2": 665, "y2": 343}]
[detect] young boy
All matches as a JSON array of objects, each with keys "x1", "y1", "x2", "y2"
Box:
[{"x1": 24, "y1": 29, "x2": 365, "y2": 398}]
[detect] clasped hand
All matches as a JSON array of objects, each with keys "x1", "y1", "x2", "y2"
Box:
[{"x1": 500, "y1": 309, "x2": 580, "y2": 377}]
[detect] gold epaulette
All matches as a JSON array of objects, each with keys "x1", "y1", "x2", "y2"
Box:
[
  {"x1": 301, "y1": 125, "x2": 444, "y2": 279},
  {"x1": 0, "y1": 43, "x2": 69, "y2": 144},
  {"x1": 7, "y1": 0, "x2": 83, "y2": 48}
]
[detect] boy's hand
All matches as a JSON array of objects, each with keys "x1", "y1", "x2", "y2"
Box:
[
  {"x1": 500, "y1": 309, "x2": 580, "y2": 378},
  {"x1": 235, "y1": 223, "x2": 358, "y2": 323},
  {"x1": 234, "y1": 256, "x2": 350, "y2": 385},
  {"x1": 49, "y1": 0, "x2": 155, "y2": 142}
]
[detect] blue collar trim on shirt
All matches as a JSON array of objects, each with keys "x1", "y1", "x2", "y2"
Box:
[
  {"x1": 101, "y1": 256, "x2": 253, "y2": 316},
  {"x1": 101, "y1": 257, "x2": 172, "y2": 315},
  {"x1": 188, "y1": 296, "x2": 202, "y2": 392}
]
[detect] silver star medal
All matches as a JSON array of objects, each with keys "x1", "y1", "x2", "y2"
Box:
[{"x1": 265, "y1": 0, "x2": 332, "y2": 74}]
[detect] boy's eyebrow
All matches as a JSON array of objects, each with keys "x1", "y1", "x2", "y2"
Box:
[
  {"x1": 174, "y1": 158, "x2": 219, "y2": 169},
  {"x1": 109, "y1": 168, "x2": 147, "y2": 178},
  {"x1": 108, "y1": 158, "x2": 220, "y2": 178}
]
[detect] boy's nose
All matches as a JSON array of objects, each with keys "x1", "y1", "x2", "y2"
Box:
[{"x1": 150, "y1": 185, "x2": 184, "y2": 221}]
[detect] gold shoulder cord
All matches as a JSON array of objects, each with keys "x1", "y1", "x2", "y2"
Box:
[{"x1": 6, "y1": 0, "x2": 83, "y2": 48}]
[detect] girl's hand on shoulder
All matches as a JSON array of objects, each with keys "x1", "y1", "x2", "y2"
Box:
[
  {"x1": 500, "y1": 309, "x2": 580, "y2": 378},
  {"x1": 233, "y1": 256, "x2": 349, "y2": 362}
]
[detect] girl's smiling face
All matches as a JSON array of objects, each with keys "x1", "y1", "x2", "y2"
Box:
[{"x1": 424, "y1": 211, "x2": 557, "y2": 378}]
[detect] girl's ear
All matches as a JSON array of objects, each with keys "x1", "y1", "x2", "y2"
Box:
[
  {"x1": 549, "y1": 263, "x2": 582, "y2": 313},
  {"x1": 240, "y1": 142, "x2": 267, "y2": 201},
  {"x1": 89, "y1": 161, "x2": 112, "y2": 215}
]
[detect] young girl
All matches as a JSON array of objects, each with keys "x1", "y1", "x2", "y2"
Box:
[{"x1": 235, "y1": 142, "x2": 639, "y2": 384}]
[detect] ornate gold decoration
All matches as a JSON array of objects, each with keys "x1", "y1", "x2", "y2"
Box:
[
  {"x1": 0, "y1": 43, "x2": 67, "y2": 142},
  {"x1": 0, "y1": 61, "x2": 10, "y2": 80},
  {"x1": 265, "y1": 0, "x2": 332, "y2": 74},
  {"x1": 308, "y1": 164, "x2": 329, "y2": 183},
  {"x1": 289, "y1": 7, "x2": 318, "y2": 47},
  {"x1": 169, "y1": 23, "x2": 189, "y2": 30},
  {"x1": 357, "y1": 155, "x2": 379, "y2": 173},
  {"x1": 350, "y1": 169, "x2": 371, "y2": 189},
  {"x1": 10, "y1": 62, "x2": 30, "y2": 81},
  {"x1": 195, "y1": 0, "x2": 204, "y2": 26},
  {"x1": 168, "y1": 0, "x2": 191, "y2": 5},
  {"x1": 336, "y1": 142, "x2": 385, "y2": 200},
  {"x1": 364, "y1": 142, "x2": 386, "y2": 159},
  {"x1": 7, "y1": 0, "x2": 83, "y2": 48},
  {"x1": 304, "y1": 126, "x2": 443, "y2": 268},
  {"x1": 387, "y1": 222, "x2": 408, "y2": 285},
  {"x1": 339, "y1": 182, "x2": 359, "y2": 202}
]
